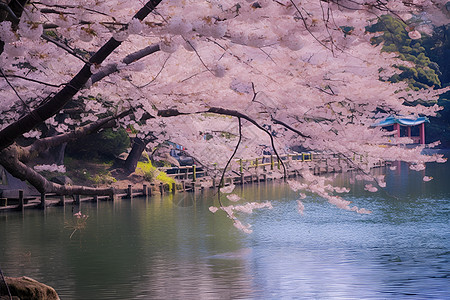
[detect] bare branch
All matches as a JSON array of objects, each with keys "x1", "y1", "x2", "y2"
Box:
[
  {"x1": 41, "y1": 33, "x2": 89, "y2": 63},
  {"x1": 290, "y1": 0, "x2": 333, "y2": 52},
  {"x1": 157, "y1": 107, "x2": 288, "y2": 178},
  {"x1": 23, "y1": 109, "x2": 133, "y2": 158},
  {"x1": 90, "y1": 43, "x2": 161, "y2": 86},
  {"x1": 184, "y1": 38, "x2": 214, "y2": 75},
  {"x1": 271, "y1": 117, "x2": 310, "y2": 139},
  {"x1": 0, "y1": 73, "x2": 65, "y2": 88},
  {"x1": 217, "y1": 117, "x2": 242, "y2": 217},
  {"x1": 0, "y1": 2, "x2": 20, "y2": 23},
  {"x1": 0, "y1": 67, "x2": 31, "y2": 112}
]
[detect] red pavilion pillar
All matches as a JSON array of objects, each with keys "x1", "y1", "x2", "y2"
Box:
[
  {"x1": 393, "y1": 123, "x2": 401, "y2": 138},
  {"x1": 419, "y1": 123, "x2": 425, "y2": 144}
]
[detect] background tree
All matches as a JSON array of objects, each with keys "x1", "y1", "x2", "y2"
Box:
[
  {"x1": 423, "y1": 24, "x2": 450, "y2": 147},
  {"x1": 367, "y1": 15, "x2": 450, "y2": 147}
]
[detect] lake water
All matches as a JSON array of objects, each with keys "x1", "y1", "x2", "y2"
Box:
[{"x1": 1, "y1": 159, "x2": 449, "y2": 299}]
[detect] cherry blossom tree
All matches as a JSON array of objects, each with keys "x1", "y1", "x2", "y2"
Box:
[{"x1": 0, "y1": 0, "x2": 449, "y2": 230}]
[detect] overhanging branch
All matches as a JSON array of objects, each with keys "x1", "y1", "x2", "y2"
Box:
[
  {"x1": 90, "y1": 43, "x2": 161, "y2": 85},
  {"x1": 157, "y1": 107, "x2": 288, "y2": 178},
  {"x1": 22, "y1": 109, "x2": 133, "y2": 159},
  {"x1": 0, "y1": 0, "x2": 163, "y2": 151},
  {"x1": 0, "y1": 145, "x2": 114, "y2": 195}
]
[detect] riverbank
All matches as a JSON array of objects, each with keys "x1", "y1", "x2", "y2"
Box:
[
  {"x1": 0, "y1": 149, "x2": 387, "y2": 212},
  {"x1": 2, "y1": 147, "x2": 447, "y2": 212}
]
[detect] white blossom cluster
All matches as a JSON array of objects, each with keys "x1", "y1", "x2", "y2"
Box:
[{"x1": 33, "y1": 164, "x2": 66, "y2": 173}]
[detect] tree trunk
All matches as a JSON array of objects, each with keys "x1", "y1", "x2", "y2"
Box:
[
  {"x1": 52, "y1": 142, "x2": 67, "y2": 165},
  {"x1": 124, "y1": 137, "x2": 147, "y2": 173},
  {"x1": 0, "y1": 145, "x2": 114, "y2": 196}
]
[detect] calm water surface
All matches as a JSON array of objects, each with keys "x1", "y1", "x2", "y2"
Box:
[{"x1": 1, "y1": 160, "x2": 449, "y2": 299}]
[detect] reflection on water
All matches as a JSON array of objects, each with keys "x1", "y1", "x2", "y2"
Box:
[{"x1": 0, "y1": 160, "x2": 449, "y2": 299}]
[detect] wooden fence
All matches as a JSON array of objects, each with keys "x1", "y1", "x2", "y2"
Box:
[{"x1": 0, "y1": 152, "x2": 387, "y2": 212}]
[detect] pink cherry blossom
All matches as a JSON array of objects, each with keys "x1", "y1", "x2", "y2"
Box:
[{"x1": 423, "y1": 176, "x2": 433, "y2": 182}]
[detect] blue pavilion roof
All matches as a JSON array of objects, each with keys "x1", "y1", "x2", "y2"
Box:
[{"x1": 371, "y1": 116, "x2": 429, "y2": 127}]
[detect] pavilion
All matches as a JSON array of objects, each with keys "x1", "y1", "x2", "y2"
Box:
[{"x1": 371, "y1": 116, "x2": 429, "y2": 144}]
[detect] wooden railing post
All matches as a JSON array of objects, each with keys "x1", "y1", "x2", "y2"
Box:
[
  {"x1": 18, "y1": 190, "x2": 24, "y2": 211},
  {"x1": 126, "y1": 185, "x2": 132, "y2": 199},
  {"x1": 171, "y1": 182, "x2": 176, "y2": 194},
  {"x1": 40, "y1": 193, "x2": 46, "y2": 210},
  {"x1": 142, "y1": 184, "x2": 147, "y2": 196}
]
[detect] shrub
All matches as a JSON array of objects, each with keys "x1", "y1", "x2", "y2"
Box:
[
  {"x1": 136, "y1": 160, "x2": 176, "y2": 190},
  {"x1": 66, "y1": 128, "x2": 130, "y2": 160},
  {"x1": 136, "y1": 161, "x2": 157, "y2": 181}
]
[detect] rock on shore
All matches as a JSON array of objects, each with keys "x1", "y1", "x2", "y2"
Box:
[{"x1": 0, "y1": 276, "x2": 59, "y2": 300}]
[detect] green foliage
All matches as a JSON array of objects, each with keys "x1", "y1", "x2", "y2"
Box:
[
  {"x1": 340, "y1": 26, "x2": 354, "y2": 36},
  {"x1": 127, "y1": 125, "x2": 139, "y2": 134},
  {"x1": 136, "y1": 161, "x2": 157, "y2": 181},
  {"x1": 63, "y1": 157, "x2": 116, "y2": 185},
  {"x1": 91, "y1": 173, "x2": 117, "y2": 185},
  {"x1": 136, "y1": 160, "x2": 175, "y2": 189},
  {"x1": 204, "y1": 133, "x2": 213, "y2": 141},
  {"x1": 66, "y1": 128, "x2": 130, "y2": 160},
  {"x1": 156, "y1": 172, "x2": 176, "y2": 187},
  {"x1": 421, "y1": 25, "x2": 450, "y2": 147},
  {"x1": 427, "y1": 92, "x2": 450, "y2": 147},
  {"x1": 152, "y1": 160, "x2": 173, "y2": 168},
  {"x1": 367, "y1": 15, "x2": 441, "y2": 89},
  {"x1": 43, "y1": 30, "x2": 58, "y2": 38},
  {"x1": 368, "y1": 17, "x2": 450, "y2": 147},
  {"x1": 422, "y1": 24, "x2": 450, "y2": 84}
]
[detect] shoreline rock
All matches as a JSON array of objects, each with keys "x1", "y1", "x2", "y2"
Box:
[{"x1": 0, "y1": 276, "x2": 59, "y2": 300}]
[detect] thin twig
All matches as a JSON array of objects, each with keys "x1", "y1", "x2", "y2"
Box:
[
  {"x1": 217, "y1": 117, "x2": 243, "y2": 207},
  {"x1": 0, "y1": 2, "x2": 20, "y2": 23},
  {"x1": 134, "y1": 54, "x2": 171, "y2": 88},
  {"x1": 0, "y1": 265, "x2": 12, "y2": 300},
  {"x1": 0, "y1": 74, "x2": 64, "y2": 88},
  {"x1": 41, "y1": 34, "x2": 90, "y2": 63},
  {"x1": 341, "y1": 153, "x2": 400, "y2": 200},
  {"x1": 0, "y1": 67, "x2": 30, "y2": 112},
  {"x1": 290, "y1": 0, "x2": 332, "y2": 52},
  {"x1": 184, "y1": 38, "x2": 214, "y2": 75}
]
